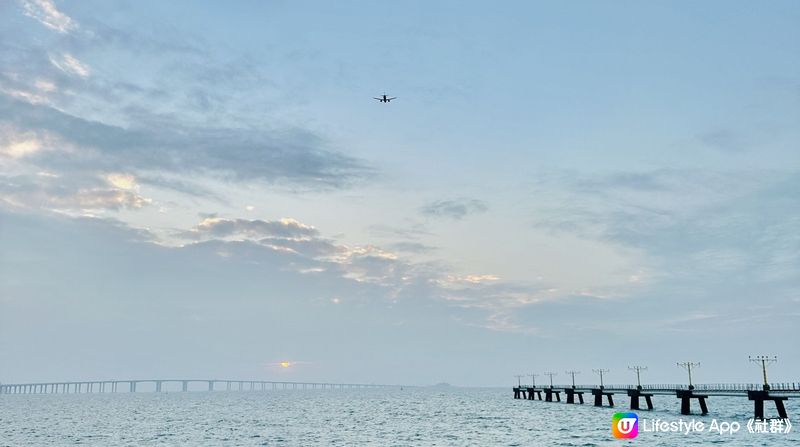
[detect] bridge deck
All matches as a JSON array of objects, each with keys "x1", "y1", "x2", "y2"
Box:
[{"x1": 0, "y1": 379, "x2": 399, "y2": 394}]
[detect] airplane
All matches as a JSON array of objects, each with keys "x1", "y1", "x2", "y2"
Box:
[{"x1": 374, "y1": 93, "x2": 397, "y2": 103}]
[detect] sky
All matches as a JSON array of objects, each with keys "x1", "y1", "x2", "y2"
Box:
[{"x1": 0, "y1": 0, "x2": 798, "y2": 387}]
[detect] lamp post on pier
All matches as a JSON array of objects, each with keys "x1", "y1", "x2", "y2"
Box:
[
  {"x1": 749, "y1": 355, "x2": 777, "y2": 391},
  {"x1": 677, "y1": 361, "x2": 700, "y2": 390},
  {"x1": 628, "y1": 366, "x2": 647, "y2": 390},
  {"x1": 592, "y1": 368, "x2": 609, "y2": 390}
]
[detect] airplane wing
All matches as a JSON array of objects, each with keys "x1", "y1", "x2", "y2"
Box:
[
  {"x1": 373, "y1": 97, "x2": 383, "y2": 101},
  {"x1": 388, "y1": 97, "x2": 397, "y2": 101}
]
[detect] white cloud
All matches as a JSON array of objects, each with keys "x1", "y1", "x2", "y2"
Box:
[
  {"x1": 33, "y1": 79, "x2": 57, "y2": 93},
  {"x1": 0, "y1": 125, "x2": 65, "y2": 159},
  {"x1": 0, "y1": 171, "x2": 152, "y2": 212},
  {"x1": 1, "y1": 139, "x2": 41, "y2": 159},
  {"x1": 20, "y1": 0, "x2": 77, "y2": 34},
  {"x1": 49, "y1": 53, "x2": 91, "y2": 78},
  {"x1": 105, "y1": 173, "x2": 138, "y2": 191}
]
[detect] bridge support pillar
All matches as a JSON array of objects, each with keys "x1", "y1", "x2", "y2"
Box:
[
  {"x1": 208, "y1": 381, "x2": 214, "y2": 392},
  {"x1": 527, "y1": 387, "x2": 542, "y2": 400},
  {"x1": 748, "y1": 390, "x2": 789, "y2": 420},
  {"x1": 676, "y1": 389, "x2": 708, "y2": 415},
  {"x1": 592, "y1": 388, "x2": 614, "y2": 407},
  {"x1": 627, "y1": 389, "x2": 653, "y2": 410},
  {"x1": 544, "y1": 388, "x2": 561, "y2": 402},
  {"x1": 182, "y1": 381, "x2": 188, "y2": 392},
  {"x1": 564, "y1": 388, "x2": 585, "y2": 404}
]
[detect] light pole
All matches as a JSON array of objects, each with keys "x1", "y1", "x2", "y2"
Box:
[
  {"x1": 514, "y1": 375, "x2": 524, "y2": 388},
  {"x1": 677, "y1": 361, "x2": 700, "y2": 390},
  {"x1": 565, "y1": 370, "x2": 580, "y2": 389},
  {"x1": 544, "y1": 372, "x2": 557, "y2": 389},
  {"x1": 593, "y1": 368, "x2": 609, "y2": 390},
  {"x1": 628, "y1": 365, "x2": 647, "y2": 390},
  {"x1": 529, "y1": 373, "x2": 539, "y2": 388},
  {"x1": 749, "y1": 355, "x2": 777, "y2": 391}
]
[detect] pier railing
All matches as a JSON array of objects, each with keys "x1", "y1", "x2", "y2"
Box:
[{"x1": 518, "y1": 383, "x2": 800, "y2": 393}]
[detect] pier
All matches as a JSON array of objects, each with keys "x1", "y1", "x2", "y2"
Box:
[
  {"x1": 514, "y1": 356, "x2": 797, "y2": 420},
  {"x1": 513, "y1": 383, "x2": 800, "y2": 420},
  {"x1": 0, "y1": 379, "x2": 396, "y2": 395}
]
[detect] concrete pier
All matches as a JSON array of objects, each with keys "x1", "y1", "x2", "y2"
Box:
[
  {"x1": 591, "y1": 388, "x2": 614, "y2": 407},
  {"x1": 627, "y1": 388, "x2": 654, "y2": 410},
  {"x1": 527, "y1": 387, "x2": 542, "y2": 400},
  {"x1": 676, "y1": 389, "x2": 708, "y2": 415},
  {"x1": 564, "y1": 388, "x2": 584, "y2": 404},
  {"x1": 748, "y1": 390, "x2": 788, "y2": 420},
  {"x1": 544, "y1": 388, "x2": 561, "y2": 402}
]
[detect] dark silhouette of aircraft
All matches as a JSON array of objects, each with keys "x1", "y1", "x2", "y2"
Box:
[{"x1": 374, "y1": 94, "x2": 397, "y2": 103}]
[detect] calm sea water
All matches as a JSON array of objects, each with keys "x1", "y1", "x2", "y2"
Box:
[{"x1": 1, "y1": 387, "x2": 797, "y2": 446}]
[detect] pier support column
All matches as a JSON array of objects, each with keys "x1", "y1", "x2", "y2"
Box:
[
  {"x1": 544, "y1": 388, "x2": 561, "y2": 402},
  {"x1": 526, "y1": 388, "x2": 542, "y2": 400},
  {"x1": 676, "y1": 390, "x2": 709, "y2": 415},
  {"x1": 627, "y1": 389, "x2": 654, "y2": 410},
  {"x1": 182, "y1": 381, "x2": 189, "y2": 392},
  {"x1": 592, "y1": 388, "x2": 614, "y2": 407},
  {"x1": 748, "y1": 390, "x2": 789, "y2": 420},
  {"x1": 208, "y1": 381, "x2": 214, "y2": 392},
  {"x1": 564, "y1": 388, "x2": 585, "y2": 404}
]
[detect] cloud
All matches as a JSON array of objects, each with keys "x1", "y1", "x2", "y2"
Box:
[
  {"x1": 19, "y1": 0, "x2": 77, "y2": 34},
  {"x1": 184, "y1": 217, "x2": 319, "y2": 241},
  {"x1": 529, "y1": 169, "x2": 800, "y2": 292},
  {"x1": 420, "y1": 198, "x2": 487, "y2": 220},
  {"x1": 368, "y1": 223, "x2": 432, "y2": 240},
  {"x1": 0, "y1": 97, "x2": 371, "y2": 190},
  {"x1": 390, "y1": 241, "x2": 437, "y2": 253},
  {"x1": 48, "y1": 53, "x2": 90, "y2": 78},
  {"x1": 0, "y1": 123, "x2": 67, "y2": 160},
  {"x1": 0, "y1": 172, "x2": 151, "y2": 212}
]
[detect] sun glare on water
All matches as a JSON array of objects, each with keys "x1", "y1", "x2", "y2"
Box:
[{"x1": 280, "y1": 361, "x2": 291, "y2": 368}]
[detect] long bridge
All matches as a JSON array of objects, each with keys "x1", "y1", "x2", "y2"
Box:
[
  {"x1": 513, "y1": 382, "x2": 800, "y2": 420},
  {"x1": 0, "y1": 379, "x2": 396, "y2": 395}
]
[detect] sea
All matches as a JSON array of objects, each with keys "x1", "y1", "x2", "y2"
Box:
[{"x1": 1, "y1": 387, "x2": 797, "y2": 446}]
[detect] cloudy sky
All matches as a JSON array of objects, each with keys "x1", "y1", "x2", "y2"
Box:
[{"x1": 1, "y1": 0, "x2": 798, "y2": 387}]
